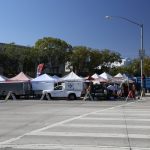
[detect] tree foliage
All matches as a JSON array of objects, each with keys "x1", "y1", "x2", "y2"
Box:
[
  {"x1": 69, "y1": 47, "x2": 122, "y2": 75},
  {"x1": 34, "y1": 37, "x2": 72, "y2": 74},
  {"x1": 101, "y1": 49, "x2": 122, "y2": 67},
  {"x1": 3, "y1": 36, "x2": 148, "y2": 78},
  {"x1": 110, "y1": 56, "x2": 150, "y2": 77},
  {"x1": 35, "y1": 37, "x2": 71, "y2": 63},
  {"x1": 70, "y1": 46, "x2": 91, "y2": 74},
  {"x1": 0, "y1": 43, "x2": 35, "y2": 76},
  {"x1": 143, "y1": 56, "x2": 150, "y2": 76}
]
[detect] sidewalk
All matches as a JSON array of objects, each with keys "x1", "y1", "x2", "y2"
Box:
[
  {"x1": 145, "y1": 93, "x2": 150, "y2": 96},
  {"x1": 140, "y1": 93, "x2": 150, "y2": 100}
]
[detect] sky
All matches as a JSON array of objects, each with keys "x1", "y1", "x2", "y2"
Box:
[{"x1": 0, "y1": 0, "x2": 149, "y2": 59}]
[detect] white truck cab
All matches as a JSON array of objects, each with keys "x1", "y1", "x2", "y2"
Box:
[{"x1": 42, "y1": 82, "x2": 83, "y2": 100}]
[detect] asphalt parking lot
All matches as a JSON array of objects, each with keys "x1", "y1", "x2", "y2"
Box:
[{"x1": 0, "y1": 96, "x2": 150, "y2": 150}]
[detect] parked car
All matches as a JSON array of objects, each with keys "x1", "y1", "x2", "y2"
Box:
[{"x1": 91, "y1": 84, "x2": 107, "y2": 100}]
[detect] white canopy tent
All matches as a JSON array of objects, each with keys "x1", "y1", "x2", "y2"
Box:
[
  {"x1": 99, "y1": 72, "x2": 112, "y2": 81},
  {"x1": 114, "y1": 73, "x2": 124, "y2": 78},
  {"x1": 0, "y1": 75, "x2": 8, "y2": 82},
  {"x1": 111, "y1": 73, "x2": 134, "y2": 84},
  {"x1": 52, "y1": 75, "x2": 60, "y2": 82},
  {"x1": 31, "y1": 74, "x2": 55, "y2": 91},
  {"x1": 112, "y1": 73, "x2": 125, "y2": 83},
  {"x1": 60, "y1": 71, "x2": 84, "y2": 82},
  {"x1": 32, "y1": 74, "x2": 55, "y2": 82},
  {"x1": 92, "y1": 73, "x2": 100, "y2": 79},
  {"x1": 119, "y1": 74, "x2": 134, "y2": 83}
]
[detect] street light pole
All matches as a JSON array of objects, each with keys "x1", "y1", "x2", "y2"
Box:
[
  {"x1": 105, "y1": 15, "x2": 144, "y2": 94},
  {"x1": 140, "y1": 24, "x2": 144, "y2": 92}
]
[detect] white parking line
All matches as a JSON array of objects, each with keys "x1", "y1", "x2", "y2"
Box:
[
  {"x1": 27, "y1": 131, "x2": 150, "y2": 139},
  {"x1": 60, "y1": 123, "x2": 150, "y2": 129},
  {"x1": 80, "y1": 117, "x2": 150, "y2": 122},
  {"x1": 1, "y1": 143, "x2": 150, "y2": 150},
  {"x1": 93, "y1": 112, "x2": 150, "y2": 116}
]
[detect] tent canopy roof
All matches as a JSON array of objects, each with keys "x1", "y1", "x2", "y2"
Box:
[
  {"x1": 114, "y1": 73, "x2": 123, "y2": 78},
  {"x1": 52, "y1": 75, "x2": 60, "y2": 80},
  {"x1": 32, "y1": 74, "x2": 55, "y2": 82},
  {"x1": 60, "y1": 71, "x2": 84, "y2": 81},
  {"x1": 92, "y1": 73, "x2": 100, "y2": 79},
  {"x1": 99, "y1": 72, "x2": 112, "y2": 80},
  {"x1": 0, "y1": 75, "x2": 8, "y2": 81},
  {"x1": 7, "y1": 72, "x2": 31, "y2": 82}
]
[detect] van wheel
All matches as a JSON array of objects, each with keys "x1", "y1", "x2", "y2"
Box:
[{"x1": 68, "y1": 94, "x2": 76, "y2": 100}]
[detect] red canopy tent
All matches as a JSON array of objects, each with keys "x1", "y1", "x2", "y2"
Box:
[{"x1": 7, "y1": 72, "x2": 32, "y2": 82}]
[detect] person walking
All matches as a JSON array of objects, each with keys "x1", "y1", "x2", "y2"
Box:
[
  {"x1": 131, "y1": 84, "x2": 136, "y2": 99},
  {"x1": 83, "y1": 83, "x2": 93, "y2": 101},
  {"x1": 126, "y1": 84, "x2": 136, "y2": 101}
]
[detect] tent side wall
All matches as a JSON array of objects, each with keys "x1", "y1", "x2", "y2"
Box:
[
  {"x1": 31, "y1": 81, "x2": 54, "y2": 91},
  {"x1": 0, "y1": 82, "x2": 31, "y2": 96}
]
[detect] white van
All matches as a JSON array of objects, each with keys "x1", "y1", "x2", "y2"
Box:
[{"x1": 42, "y1": 81, "x2": 83, "y2": 100}]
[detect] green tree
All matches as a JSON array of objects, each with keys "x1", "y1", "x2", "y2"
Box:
[
  {"x1": 101, "y1": 49, "x2": 122, "y2": 67},
  {"x1": 127, "y1": 56, "x2": 150, "y2": 77},
  {"x1": 95, "y1": 49, "x2": 122, "y2": 74},
  {"x1": 88, "y1": 49, "x2": 103, "y2": 74},
  {"x1": 2, "y1": 43, "x2": 25, "y2": 75},
  {"x1": 111, "y1": 57, "x2": 150, "y2": 77},
  {"x1": 69, "y1": 47, "x2": 122, "y2": 75},
  {"x1": 70, "y1": 46, "x2": 91, "y2": 74},
  {"x1": 143, "y1": 56, "x2": 150, "y2": 76},
  {"x1": 34, "y1": 37, "x2": 72, "y2": 74},
  {"x1": 1, "y1": 43, "x2": 36, "y2": 76}
]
